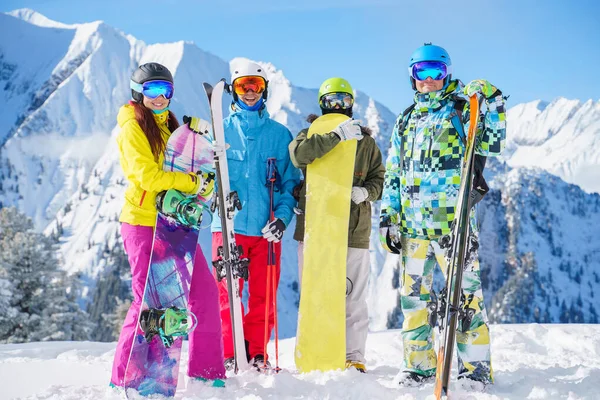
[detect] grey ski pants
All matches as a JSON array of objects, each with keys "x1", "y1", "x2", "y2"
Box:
[{"x1": 297, "y1": 242, "x2": 370, "y2": 363}]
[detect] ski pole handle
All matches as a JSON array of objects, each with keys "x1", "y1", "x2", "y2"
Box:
[{"x1": 266, "y1": 157, "x2": 277, "y2": 185}]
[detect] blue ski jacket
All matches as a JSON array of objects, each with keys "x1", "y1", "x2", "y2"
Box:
[{"x1": 211, "y1": 106, "x2": 301, "y2": 236}]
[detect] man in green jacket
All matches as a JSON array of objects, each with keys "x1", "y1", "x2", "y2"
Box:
[{"x1": 288, "y1": 77, "x2": 385, "y2": 372}]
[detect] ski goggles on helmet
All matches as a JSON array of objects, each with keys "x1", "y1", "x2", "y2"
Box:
[
  {"x1": 319, "y1": 92, "x2": 354, "y2": 110},
  {"x1": 410, "y1": 61, "x2": 449, "y2": 81},
  {"x1": 232, "y1": 76, "x2": 267, "y2": 95},
  {"x1": 130, "y1": 79, "x2": 174, "y2": 99}
]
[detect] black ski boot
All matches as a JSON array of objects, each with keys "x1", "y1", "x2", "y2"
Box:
[
  {"x1": 396, "y1": 371, "x2": 434, "y2": 387},
  {"x1": 224, "y1": 357, "x2": 235, "y2": 372},
  {"x1": 457, "y1": 375, "x2": 489, "y2": 391},
  {"x1": 250, "y1": 354, "x2": 271, "y2": 372}
]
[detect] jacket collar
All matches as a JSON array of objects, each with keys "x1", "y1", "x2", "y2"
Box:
[
  {"x1": 413, "y1": 79, "x2": 463, "y2": 113},
  {"x1": 153, "y1": 109, "x2": 169, "y2": 126},
  {"x1": 230, "y1": 103, "x2": 270, "y2": 133},
  {"x1": 117, "y1": 103, "x2": 169, "y2": 128}
]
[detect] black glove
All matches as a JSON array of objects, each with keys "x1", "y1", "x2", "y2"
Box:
[
  {"x1": 379, "y1": 211, "x2": 402, "y2": 254},
  {"x1": 261, "y1": 218, "x2": 285, "y2": 243}
]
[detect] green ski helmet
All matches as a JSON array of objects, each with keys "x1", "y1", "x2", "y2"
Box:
[{"x1": 318, "y1": 77, "x2": 354, "y2": 116}]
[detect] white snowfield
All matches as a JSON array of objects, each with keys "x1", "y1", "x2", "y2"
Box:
[{"x1": 0, "y1": 324, "x2": 598, "y2": 400}]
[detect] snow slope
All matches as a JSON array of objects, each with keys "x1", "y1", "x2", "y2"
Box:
[
  {"x1": 1, "y1": 324, "x2": 598, "y2": 400},
  {"x1": 503, "y1": 98, "x2": 600, "y2": 194}
]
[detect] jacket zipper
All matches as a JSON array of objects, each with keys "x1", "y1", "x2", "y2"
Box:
[
  {"x1": 139, "y1": 190, "x2": 147, "y2": 207},
  {"x1": 410, "y1": 122, "x2": 417, "y2": 199},
  {"x1": 427, "y1": 134, "x2": 433, "y2": 160}
]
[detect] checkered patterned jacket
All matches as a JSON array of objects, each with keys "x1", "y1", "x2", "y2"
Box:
[{"x1": 381, "y1": 80, "x2": 506, "y2": 239}]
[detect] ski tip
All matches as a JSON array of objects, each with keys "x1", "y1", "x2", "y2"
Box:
[
  {"x1": 202, "y1": 82, "x2": 214, "y2": 100},
  {"x1": 215, "y1": 79, "x2": 226, "y2": 91}
]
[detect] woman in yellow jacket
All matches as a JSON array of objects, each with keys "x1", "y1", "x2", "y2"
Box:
[{"x1": 110, "y1": 63, "x2": 225, "y2": 388}]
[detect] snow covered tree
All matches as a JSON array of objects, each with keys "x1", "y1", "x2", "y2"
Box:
[
  {"x1": 559, "y1": 300, "x2": 569, "y2": 323},
  {"x1": 489, "y1": 252, "x2": 537, "y2": 323},
  {"x1": 87, "y1": 234, "x2": 131, "y2": 342},
  {"x1": 589, "y1": 304, "x2": 598, "y2": 323},
  {"x1": 0, "y1": 207, "x2": 90, "y2": 343},
  {"x1": 32, "y1": 272, "x2": 93, "y2": 341},
  {"x1": 103, "y1": 297, "x2": 131, "y2": 340},
  {"x1": 0, "y1": 276, "x2": 20, "y2": 340}
]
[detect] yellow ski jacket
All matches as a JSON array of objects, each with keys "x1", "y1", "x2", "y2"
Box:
[{"x1": 116, "y1": 104, "x2": 199, "y2": 227}]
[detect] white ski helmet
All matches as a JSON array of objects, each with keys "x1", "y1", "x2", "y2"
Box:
[{"x1": 230, "y1": 60, "x2": 269, "y2": 100}]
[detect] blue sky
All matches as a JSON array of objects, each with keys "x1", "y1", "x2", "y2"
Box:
[{"x1": 3, "y1": 0, "x2": 600, "y2": 114}]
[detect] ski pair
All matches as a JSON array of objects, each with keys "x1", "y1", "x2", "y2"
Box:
[
  {"x1": 203, "y1": 80, "x2": 281, "y2": 375},
  {"x1": 433, "y1": 95, "x2": 482, "y2": 399}
]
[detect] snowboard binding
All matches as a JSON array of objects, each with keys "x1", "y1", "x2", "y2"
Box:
[
  {"x1": 139, "y1": 307, "x2": 198, "y2": 348},
  {"x1": 156, "y1": 189, "x2": 212, "y2": 229}
]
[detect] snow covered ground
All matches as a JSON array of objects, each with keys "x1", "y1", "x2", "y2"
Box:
[{"x1": 1, "y1": 324, "x2": 598, "y2": 400}]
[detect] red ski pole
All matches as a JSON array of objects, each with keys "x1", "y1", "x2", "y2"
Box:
[
  {"x1": 271, "y1": 245, "x2": 281, "y2": 373},
  {"x1": 263, "y1": 258, "x2": 272, "y2": 371},
  {"x1": 263, "y1": 158, "x2": 280, "y2": 372}
]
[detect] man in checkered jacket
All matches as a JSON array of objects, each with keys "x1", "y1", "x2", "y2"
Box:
[{"x1": 380, "y1": 43, "x2": 506, "y2": 388}]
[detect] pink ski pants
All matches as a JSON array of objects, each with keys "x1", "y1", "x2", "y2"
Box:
[{"x1": 110, "y1": 223, "x2": 225, "y2": 386}]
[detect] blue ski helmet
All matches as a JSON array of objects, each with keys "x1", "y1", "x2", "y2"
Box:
[{"x1": 408, "y1": 43, "x2": 452, "y2": 90}]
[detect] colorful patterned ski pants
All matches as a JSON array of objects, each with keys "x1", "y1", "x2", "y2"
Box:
[{"x1": 400, "y1": 237, "x2": 493, "y2": 383}]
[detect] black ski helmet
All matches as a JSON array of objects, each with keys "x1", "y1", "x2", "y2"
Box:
[{"x1": 130, "y1": 62, "x2": 174, "y2": 102}]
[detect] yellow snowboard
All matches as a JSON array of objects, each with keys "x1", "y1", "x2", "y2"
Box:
[{"x1": 295, "y1": 113, "x2": 357, "y2": 373}]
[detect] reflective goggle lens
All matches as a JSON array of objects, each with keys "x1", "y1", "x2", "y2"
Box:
[
  {"x1": 319, "y1": 92, "x2": 354, "y2": 110},
  {"x1": 411, "y1": 61, "x2": 448, "y2": 81},
  {"x1": 142, "y1": 80, "x2": 174, "y2": 99},
  {"x1": 232, "y1": 76, "x2": 266, "y2": 95}
]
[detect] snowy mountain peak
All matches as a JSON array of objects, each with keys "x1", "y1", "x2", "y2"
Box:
[
  {"x1": 477, "y1": 161, "x2": 600, "y2": 324},
  {"x1": 7, "y1": 8, "x2": 74, "y2": 29},
  {"x1": 504, "y1": 96, "x2": 600, "y2": 193}
]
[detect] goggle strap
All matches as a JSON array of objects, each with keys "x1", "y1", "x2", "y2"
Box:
[{"x1": 130, "y1": 80, "x2": 143, "y2": 92}]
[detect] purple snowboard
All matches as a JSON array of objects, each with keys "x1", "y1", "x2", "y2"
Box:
[{"x1": 122, "y1": 124, "x2": 222, "y2": 397}]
